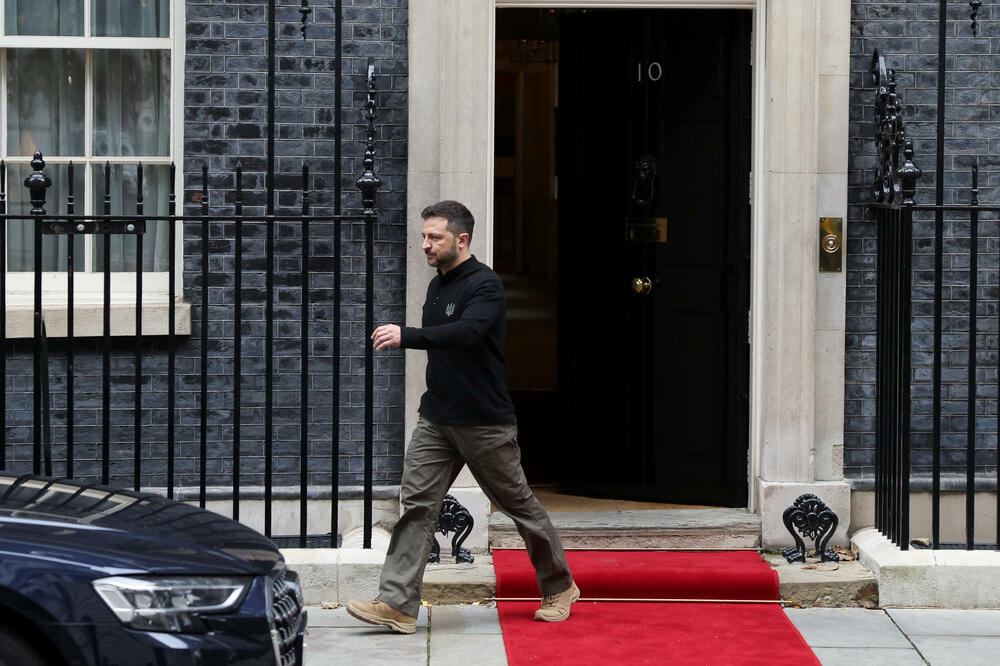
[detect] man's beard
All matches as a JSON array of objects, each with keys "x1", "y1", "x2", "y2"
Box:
[{"x1": 427, "y1": 239, "x2": 459, "y2": 269}]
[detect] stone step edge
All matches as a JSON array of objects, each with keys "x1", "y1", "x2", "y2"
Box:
[
  {"x1": 285, "y1": 548, "x2": 878, "y2": 609},
  {"x1": 488, "y1": 525, "x2": 763, "y2": 534}
]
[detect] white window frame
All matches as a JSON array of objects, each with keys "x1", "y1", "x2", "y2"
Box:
[{"x1": 1, "y1": 0, "x2": 188, "y2": 336}]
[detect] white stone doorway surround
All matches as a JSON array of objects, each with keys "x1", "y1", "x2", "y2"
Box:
[{"x1": 404, "y1": 0, "x2": 852, "y2": 549}]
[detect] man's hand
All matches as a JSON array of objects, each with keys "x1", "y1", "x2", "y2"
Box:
[{"x1": 371, "y1": 324, "x2": 402, "y2": 350}]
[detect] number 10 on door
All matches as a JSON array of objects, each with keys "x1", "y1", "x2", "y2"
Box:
[{"x1": 637, "y1": 62, "x2": 663, "y2": 82}]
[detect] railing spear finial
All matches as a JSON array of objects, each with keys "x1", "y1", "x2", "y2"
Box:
[
  {"x1": 300, "y1": 1, "x2": 312, "y2": 39},
  {"x1": 23, "y1": 150, "x2": 51, "y2": 216},
  {"x1": 356, "y1": 60, "x2": 382, "y2": 216},
  {"x1": 971, "y1": 1, "x2": 983, "y2": 38},
  {"x1": 899, "y1": 140, "x2": 922, "y2": 206}
]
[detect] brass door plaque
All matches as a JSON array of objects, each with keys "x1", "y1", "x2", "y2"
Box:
[
  {"x1": 819, "y1": 217, "x2": 843, "y2": 272},
  {"x1": 627, "y1": 217, "x2": 668, "y2": 243}
]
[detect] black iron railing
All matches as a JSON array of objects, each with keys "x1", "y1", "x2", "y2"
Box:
[
  {"x1": 0, "y1": 65, "x2": 382, "y2": 550},
  {"x1": 870, "y1": 50, "x2": 918, "y2": 551},
  {"x1": 869, "y1": 0, "x2": 1000, "y2": 553}
]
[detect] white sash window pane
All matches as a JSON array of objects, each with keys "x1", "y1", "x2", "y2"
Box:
[
  {"x1": 6, "y1": 164, "x2": 85, "y2": 271},
  {"x1": 4, "y1": 0, "x2": 84, "y2": 36},
  {"x1": 6, "y1": 49, "x2": 85, "y2": 156},
  {"x1": 93, "y1": 50, "x2": 170, "y2": 157},
  {"x1": 92, "y1": 0, "x2": 169, "y2": 38},
  {"x1": 91, "y1": 164, "x2": 171, "y2": 272}
]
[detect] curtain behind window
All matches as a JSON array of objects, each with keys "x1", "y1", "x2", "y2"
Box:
[
  {"x1": 5, "y1": 0, "x2": 83, "y2": 36},
  {"x1": 6, "y1": 49, "x2": 84, "y2": 271},
  {"x1": 4, "y1": 2, "x2": 172, "y2": 272},
  {"x1": 92, "y1": 49, "x2": 171, "y2": 271},
  {"x1": 93, "y1": 0, "x2": 169, "y2": 38}
]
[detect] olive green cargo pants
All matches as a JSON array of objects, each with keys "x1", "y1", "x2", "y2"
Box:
[{"x1": 377, "y1": 416, "x2": 573, "y2": 617}]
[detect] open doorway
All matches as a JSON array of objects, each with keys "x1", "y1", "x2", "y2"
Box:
[
  {"x1": 494, "y1": 8, "x2": 752, "y2": 507},
  {"x1": 494, "y1": 10, "x2": 560, "y2": 485}
]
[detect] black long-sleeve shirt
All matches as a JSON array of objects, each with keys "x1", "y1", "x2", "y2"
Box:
[{"x1": 400, "y1": 256, "x2": 516, "y2": 425}]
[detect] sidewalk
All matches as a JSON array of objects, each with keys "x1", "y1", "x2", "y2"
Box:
[
  {"x1": 305, "y1": 605, "x2": 507, "y2": 666},
  {"x1": 305, "y1": 605, "x2": 1000, "y2": 665},
  {"x1": 786, "y1": 608, "x2": 1000, "y2": 666}
]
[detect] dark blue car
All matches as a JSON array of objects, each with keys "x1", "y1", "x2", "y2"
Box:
[{"x1": 0, "y1": 474, "x2": 306, "y2": 666}]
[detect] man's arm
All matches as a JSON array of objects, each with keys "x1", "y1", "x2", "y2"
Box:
[{"x1": 371, "y1": 280, "x2": 504, "y2": 351}]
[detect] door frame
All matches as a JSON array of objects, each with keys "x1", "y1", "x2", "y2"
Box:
[
  {"x1": 406, "y1": 0, "x2": 852, "y2": 534},
  {"x1": 492, "y1": 0, "x2": 765, "y2": 510}
]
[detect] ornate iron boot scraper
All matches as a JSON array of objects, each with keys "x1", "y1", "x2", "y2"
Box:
[
  {"x1": 428, "y1": 494, "x2": 475, "y2": 564},
  {"x1": 782, "y1": 494, "x2": 840, "y2": 563}
]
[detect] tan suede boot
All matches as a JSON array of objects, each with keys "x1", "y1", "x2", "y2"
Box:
[
  {"x1": 534, "y1": 582, "x2": 580, "y2": 622},
  {"x1": 346, "y1": 599, "x2": 417, "y2": 634}
]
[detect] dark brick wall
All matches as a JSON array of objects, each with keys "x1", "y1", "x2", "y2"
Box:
[
  {"x1": 848, "y1": 1, "x2": 1000, "y2": 481},
  {"x1": 1, "y1": 1, "x2": 408, "y2": 494}
]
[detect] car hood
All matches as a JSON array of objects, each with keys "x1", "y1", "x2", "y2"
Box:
[{"x1": 0, "y1": 475, "x2": 282, "y2": 576}]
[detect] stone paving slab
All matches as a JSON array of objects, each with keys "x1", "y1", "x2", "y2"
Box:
[
  {"x1": 428, "y1": 607, "x2": 508, "y2": 666},
  {"x1": 886, "y1": 609, "x2": 1000, "y2": 636},
  {"x1": 305, "y1": 625, "x2": 428, "y2": 665},
  {"x1": 429, "y1": 606, "x2": 507, "y2": 666},
  {"x1": 810, "y1": 647, "x2": 926, "y2": 666},
  {"x1": 906, "y1": 636, "x2": 1000, "y2": 666},
  {"x1": 429, "y1": 605, "x2": 503, "y2": 634},
  {"x1": 784, "y1": 608, "x2": 912, "y2": 648},
  {"x1": 306, "y1": 606, "x2": 429, "y2": 629},
  {"x1": 428, "y1": 634, "x2": 508, "y2": 666}
]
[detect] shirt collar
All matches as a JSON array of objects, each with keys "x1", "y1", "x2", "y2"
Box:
[{"x1": 439, "y1": 255, "x2": 478, "y2": 285}]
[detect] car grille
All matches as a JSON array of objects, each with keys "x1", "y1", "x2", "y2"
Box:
[{"x1": 271, "y1": 568, "x2": 304, "y2": 666}]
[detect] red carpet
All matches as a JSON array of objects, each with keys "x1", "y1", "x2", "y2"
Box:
[{"x1": 494, "y1": 550, "x2": 819, "y2": 666}]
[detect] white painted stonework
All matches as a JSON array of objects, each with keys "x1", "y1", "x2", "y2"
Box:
[
  {"x1": 853, "y1": 528, "x2": 1000, "y2": 608},
  {"x1": 759, "y1": 480, "x2": 850, "y2": 548},
  {"x1": 406, "y1": 0, "x2": 852, "y2": 548}
]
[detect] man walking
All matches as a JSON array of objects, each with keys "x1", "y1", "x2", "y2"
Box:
[{"x1": 347, "y1": 200, "x2": 578, "y2": 634}]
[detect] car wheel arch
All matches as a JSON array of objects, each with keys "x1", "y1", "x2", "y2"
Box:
[{"x1": 0, "y1": 598, "x2": 85, "y2": 666}]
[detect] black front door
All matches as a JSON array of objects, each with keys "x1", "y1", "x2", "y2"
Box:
[{"x1": 557, "y1": 10, "x2": 752, "y2": 507}]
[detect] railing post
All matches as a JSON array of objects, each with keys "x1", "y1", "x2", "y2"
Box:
[
  {"x1": 24, "y1": 151, "x2": 50, "y2": 475},
  {"x1": 356, "y1": 60, "x2": 382, "y2": 550},
  {"x1": 872, "y1": 54, "x2": 922, "y2": 549}
]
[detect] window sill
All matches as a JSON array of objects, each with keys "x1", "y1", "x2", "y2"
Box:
[{"x1": 3, "y1": 302, "x2": 192, "y2": 339}]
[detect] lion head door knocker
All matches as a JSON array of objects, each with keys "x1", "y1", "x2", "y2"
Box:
[{"x1": 632, "y1": 154, "x2": 658, "y2": 210}]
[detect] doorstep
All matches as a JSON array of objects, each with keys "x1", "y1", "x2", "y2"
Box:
[
  {"x1": 283, "y1": 547, "x2": 498, "y2": 606},
  {"x1": 423, "y1": 552, "x2": 879, "y2": 608},
  {"x1": 285, "y1": 547, "x2": 877, "y2": 608},
  {"x1": 764, "y1": 553, "x2": 879, "y2": 608},
  {"x1": 489, "y1": 508, "x2": 761, "y2": 550},
  {"x1": 422, "y1": 556, "x2": 497, "y2": 605}
]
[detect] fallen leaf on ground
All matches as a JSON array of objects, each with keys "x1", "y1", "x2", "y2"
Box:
[
  {"x1": 320, "y1": 601, "x2": 341, "y2": 609},
  {"x1": 801, "y1": 564, "x2": 839, "y2": 571}
]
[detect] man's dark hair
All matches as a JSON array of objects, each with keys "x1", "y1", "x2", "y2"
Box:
[{"x1": 421, "y1": 200, "x2": 475, "y2": 242}]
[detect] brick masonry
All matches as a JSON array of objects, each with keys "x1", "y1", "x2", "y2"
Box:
[
  {"x1": 16, "y1": 2, "x2": 982, "y2": 494},
  {"x1": 1, "y1": 0, "x2": 408, "y2": 499},
  {"x1": 849, "y1": 1, "x2": 1000, "y2": 481}
]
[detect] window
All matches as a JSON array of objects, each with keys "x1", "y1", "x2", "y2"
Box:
[{"x1": 1, "y1": 1, "x2": 183, "y2": 330}]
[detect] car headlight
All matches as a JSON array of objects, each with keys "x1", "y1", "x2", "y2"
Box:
[{"x1": 92, "y1": 575, "x2": 251, "y2": 633}]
